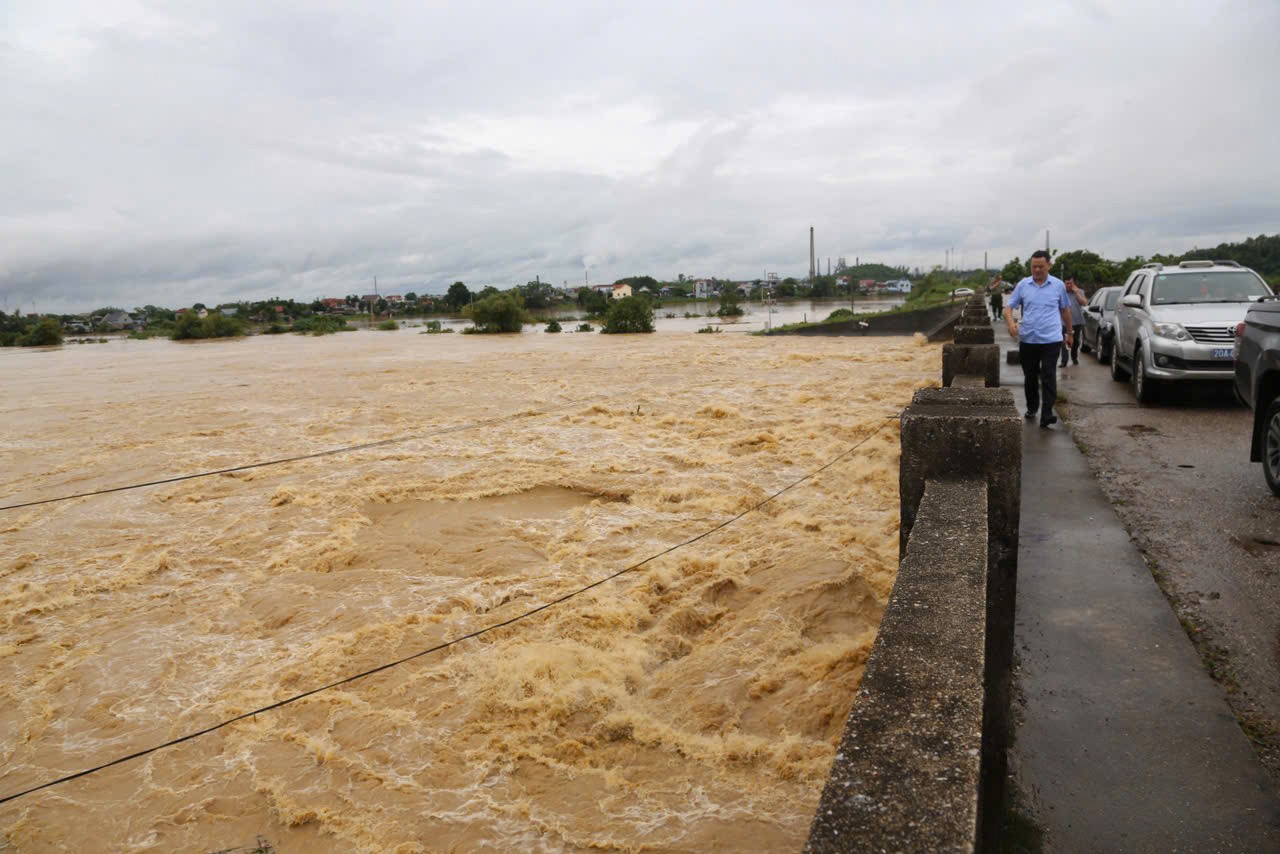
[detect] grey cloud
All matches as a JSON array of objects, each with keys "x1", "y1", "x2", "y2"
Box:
[{"x1": 2, "y1": 0, "x2": 1278, "y2": 313}]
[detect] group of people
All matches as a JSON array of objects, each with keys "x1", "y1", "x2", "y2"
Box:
[{"x1": 987, "y1": 251, "x2": 1089, "y2": 429}]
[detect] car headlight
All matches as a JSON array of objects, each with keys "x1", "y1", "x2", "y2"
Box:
[{"x1": 1152, "y1": 322, "x2": 1191, "y2": 341}]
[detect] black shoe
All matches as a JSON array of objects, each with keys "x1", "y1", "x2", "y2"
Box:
[
  {"x1": 1072, "y1": 359, "x2": 1079, "y2": 365},
  {"x1": 1059, "y1": 362, "x2": 1068, "y2": 368},
  {"x1": 1025, "y1": 410, "x2": 1036, "y2": 420},
  {"x1": 1041, "y1": 415, "x2": 1058, "y2": 428}
]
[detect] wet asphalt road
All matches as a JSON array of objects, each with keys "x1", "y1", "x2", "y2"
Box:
[{"x1": 1043, "y1": 339, "x2": 1280, "y2": 781}]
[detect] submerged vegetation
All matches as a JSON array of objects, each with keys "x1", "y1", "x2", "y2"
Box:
[
  {"x1": 171, "y1": 313, "x2": 246, "y2": 340},
  {"x1": 8, "y1": 317, "x2": 65, "y2": 347},
  {"x1": 291, "y1": 316, "x2": 351, "y2": 335},
  {"x1": 464, "y1": 292, "x2": 532, "y2": 333},
  {"x1": 600, "y1": 296, "x2": 655, "y2": 334}
]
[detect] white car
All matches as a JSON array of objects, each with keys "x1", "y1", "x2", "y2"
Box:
[
  {"x1": 951, "y1": 287, "x2": 975, "y2": 297},
  {"x1": 1111, "y1": 260, "x2": 1272, "y2": 403}
]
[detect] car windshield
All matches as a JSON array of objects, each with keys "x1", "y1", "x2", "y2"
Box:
[
  {"x1": 1151, "y1": 271, "x2": 1271, "y2": 304},
  {"x1": 1103, "y1": 289, "x2": 1121, "y2": 310}
]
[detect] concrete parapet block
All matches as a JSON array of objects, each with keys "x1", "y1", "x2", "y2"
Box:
[
  {"x1": 942, "y1": 342, "x2": 1000, "y2": 388},
  {"x1": 955, "y1": 325, "x2": 995, "y2": 345},
  {"x1": 899, "y1": 385, "x2": 1019, "y2": 562},
  {"x1": 898, "y1": 386, "x2": 1021, "y2": 851},
  {"x1": 807, "y1": 479, "x2": 988, "y2": 853}
]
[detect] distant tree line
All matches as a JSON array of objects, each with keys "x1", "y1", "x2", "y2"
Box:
[
  {"x1": 7, "y1": 235, "x2": 1276, "y2": 347},
  {"x1": 997, "y1": 234, "x2": 1280, "y2": 292}
]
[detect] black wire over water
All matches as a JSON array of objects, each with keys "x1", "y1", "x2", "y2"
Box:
[{"x1": 0, "y1": 413, "x2": 900, "y2": 806}]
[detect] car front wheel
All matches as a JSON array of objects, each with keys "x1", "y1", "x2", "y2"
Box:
[
  {"x1": 1133, "y1": 347, "x2": 1159, "y2": 404},
  {"x1": 1264, "y1": 398, "x2": 1280, "y2": 496}
]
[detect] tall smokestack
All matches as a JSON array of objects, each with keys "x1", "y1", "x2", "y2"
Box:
[{"x1": 809, "y1": 227, "x2": 816, "y2": 280}]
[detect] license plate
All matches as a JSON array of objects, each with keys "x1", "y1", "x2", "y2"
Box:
[{"x1": 1212, "y1": 348, "x2": 1234, "y2": 359}]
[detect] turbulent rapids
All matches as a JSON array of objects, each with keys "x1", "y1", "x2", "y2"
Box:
[{"x1": 0, "y1": 329, "x2": 937, "y2": 851}]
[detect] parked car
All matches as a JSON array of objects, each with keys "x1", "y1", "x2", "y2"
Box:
[
  {"x1": 951, "y1": 287, "x2": 975, "y2": 297},
  {"x1": 1110, "y1": 260, "x2": 1273, "y2": 403},
  {"x1": 1233, "y1": 295, "x2": 1280, "y2": 494},
  {"x1": 1081, "y1": 286, "x2": 1123, "y2": 362}
]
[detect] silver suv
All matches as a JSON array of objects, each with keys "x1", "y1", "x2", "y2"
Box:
[{"x1": 1110, "y1": 260, "x2": 1273, "y2": 402}]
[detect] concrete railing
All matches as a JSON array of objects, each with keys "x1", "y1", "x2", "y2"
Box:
[{"x1": 808, "y1": 300, "x2": 1021, "y2": 852}]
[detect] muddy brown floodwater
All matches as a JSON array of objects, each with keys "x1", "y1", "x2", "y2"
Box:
[{"x1": 0, "y1": 329, "x2": 938, "y2": 852}]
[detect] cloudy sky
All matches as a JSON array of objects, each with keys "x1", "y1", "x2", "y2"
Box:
[{"x1": 3, "y1": 0, "x2": 1277, "y2": 313}]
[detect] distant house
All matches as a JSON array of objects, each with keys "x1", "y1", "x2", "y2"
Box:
[
  {"x1": 385, "y1": 294, "x2": 404, "y2": 304},
  {"x1": 321, "y1": 298, "x2": 345, "y2": 311},
  {"x1": 219, "y1": 307, "x2": 239, "y2": 317},
  {"x1": 101, "y1": 310, "x2": 133, "y2": 330},
  {"x1": 361, "y1": 294, "x2": 380, "y2": 304},
  {"x1": 693, "y1": 279, "x2": 712, "y2": 299},
  {"x1": 589, "y1": 283, "x2": 631, "y2": 300},
  {"x1": 836, "y1": 276, "x2": 850, "y2": 289}
]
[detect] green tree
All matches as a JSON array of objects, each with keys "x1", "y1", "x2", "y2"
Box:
[
  {"x1": 601, "y1": 296, "x2": 655, "y2": 333},
  {"x1": 576, "y1": 287, "x2": 610, "y2": 315},
  {"x1": 404, "y1": 291, "x2": 418, "y2": 303},
  {"x1": 519, "y1": 280, "x2": 557, "y2": 309},
  {"x1": 615, "y1": 275, "x2": 659, "y2": 292},
  {"x1": 172, "y1": 312, "x2": 245, "y2": 340},
  {"x1": 18, "y1": 317, "x2": 63, "y2": 347},
  {"x1": 999, "y1": 257, "x2": 1027, "y2": 284},
  {"x1": 445, "y1": 282, "x2": 472, "y2": 310},
  {"x1": 807, "y1": 277, "x2": 836, "y2": 298},
  {"x1": 465, "y1": 292, "x2": 530, "y2": 332},
  {"x1": 717, "y1": 288, "x2": 744, "y2": 317}
]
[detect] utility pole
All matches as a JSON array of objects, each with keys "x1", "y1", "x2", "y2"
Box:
[{"x1": 1046, "y1": 229, "x2": 1051, "y2": 255}]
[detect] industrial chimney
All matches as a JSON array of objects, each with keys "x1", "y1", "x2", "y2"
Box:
[{"x1": 809, "y1": 227, "x2": 816, "y2": 281}]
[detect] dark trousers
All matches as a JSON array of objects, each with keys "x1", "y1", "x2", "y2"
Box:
[
  {"x1": 1020, "y1": 341, "x2": 1060, "y2": 421},
  {"x1": 1060, "y1": 324, "x2": 1083, "y2": 365}
]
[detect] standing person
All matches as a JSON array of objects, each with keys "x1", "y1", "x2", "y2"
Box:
[
  {"x1": 1059, "y1": 276, "x2": 1088, "y2": 367},
  {"x1": 989, "y1": 276, "x2": 1005, "y2": 321},
  {"x1": 1004, "y1": 251, "x2": 1073, "y2": 428}
]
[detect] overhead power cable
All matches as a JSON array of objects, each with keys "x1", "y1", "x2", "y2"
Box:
[
  {"x1": 0, "y1": 412, "x2": 901, "y2": 807},
  {"x1": 0, "y1": 394, "x2": 620, "y2": 513}
]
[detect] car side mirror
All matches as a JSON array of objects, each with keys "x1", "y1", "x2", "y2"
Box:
[{"x1": 1121, "y1": 294, "x2": 1143, "y2": 308}]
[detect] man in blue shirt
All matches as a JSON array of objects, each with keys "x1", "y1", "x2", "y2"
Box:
[{"x1": 1003, "y1": 250, "x2": 1073, "y2": 428}]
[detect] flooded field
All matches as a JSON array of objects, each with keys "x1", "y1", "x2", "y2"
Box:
[{"x1": 0, "y1": 330, "x2": 938, "y2": 851}]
